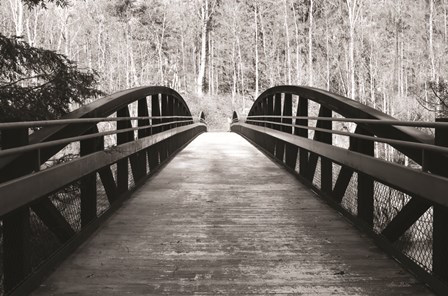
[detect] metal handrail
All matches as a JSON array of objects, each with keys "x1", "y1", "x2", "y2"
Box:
[
  {"x1": 245, "y1": 119, "x2": 448, "y2": 155},
  {"x1": 245, "y1": 115, "x2": 448, "y2": 129},
  {"x1": 0, "y1": 119, "x2": 194, "y2": 157},
  {"x1": 0, "y1": 116, "x2": 194, "y2": 130}
]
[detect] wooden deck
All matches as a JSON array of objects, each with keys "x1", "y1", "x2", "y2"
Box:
[{"x1": 33, "y1": 132, "x2": 433, "y2": 295}]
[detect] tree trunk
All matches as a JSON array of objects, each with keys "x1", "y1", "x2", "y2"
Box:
[
  {"x1": 284, "y1": 0, "x2": 292, "y2": 84},
  {"x1": 197, "y1": 0, "x2": 209, "y2": 96},
  {"x1": 254, "y1": 4, "x2": 259, "y2": 99},
  {"x1": 429, "y1": 0, "x2": 436, "y2": 80},
  {"x1": 346, "y1": 0, "x2": 362, "y2": 100},
  {"x1": 292, "y1": 4, "x2": 301, "y2": 85},
  {"x1": 308, "y1": 0, "x2": 313, "y2": 86}
]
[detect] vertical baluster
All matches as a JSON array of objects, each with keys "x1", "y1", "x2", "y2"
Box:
[
  {"x1": 320, "y1": 107, "x2": 333, "y2": 194},
  {"x1": 283, "y1": 94, "x2": 297, "y2": 170},
  {"x1": 138, "y1": 97, "x2": 150, "y2": 176},
  {"x1": 117, "y1": 107, "x2": 132, "y2": 194},
  {"x1": 150, "y1": 94, "x2": 161, "y2": 170},
  {"x1": 355, "y1": 126, "x2": 374, "y2": 226},
  {"x1": 274, "y1": 93, "x2": 285, "y2": 162},
  {"x1": 160, "y1": 94, "x2": 169, "y2": 161},
  {"x1": 296, "y1": 97, "x2": 308, "y2": 177},
  {"x1": 265, "y1": 96, "x2": 275, "y2": 154},
  {"x1": 80, "y1": 127, "x2": 101, "y2": 228}
]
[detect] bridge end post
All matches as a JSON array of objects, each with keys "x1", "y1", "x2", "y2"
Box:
[
  {"x1": 1, "y1": 128, "x2": 32, "y2": 291},
  {"x1": 432, "y1": 118, "x2": 448, "y2": 282}
]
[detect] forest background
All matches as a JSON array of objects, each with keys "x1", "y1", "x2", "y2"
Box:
[{"x1": 1, "y1": 0, "x2": 448, "y2": 130}]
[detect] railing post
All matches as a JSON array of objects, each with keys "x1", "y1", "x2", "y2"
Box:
[
  {"x1": 167, "y1": 95, "x2": 174, "y2": 154},
  {"x1": 149, "y1": 95, "x2": 161, "y2": 171},
  {"x1": 432, "y1": 118, "x2": 448, "y2": 281},
  {"x1": 296, "y1": 97, "x2": 308, "y2": 178},
  {"x1": 160, "y1": 94, "x2": 169, "y2": 162},
  {"x1": 117, "y1": 107, "x2": 132, "y2": 194},
  {"x1": 267, "y1": 95, "x2": 274, "y2": 129},
  {"x1": 137, "y1": 97, "x2": 150, "y2": 177},
  {"x1": 80, "y1": 127, "x2": 101, "y2": 228},
  {"x1": 264, "y1": 96, "x2": 275, "y2": 154},
  {"x1": 1, "y1": 128, "x2": 31, "y2": 291},
  {"x1": 320, "y1": 107, "x2": 333, "y2": 194},
  {"x1": 283, "y1": 93, "x2": 297, "y2": 170},
  {"x1": 151, "y1": 94, "x2": 161, "y2": 134},
  {"x1": 274, "y1": 93, "x2": 285, "y2": 162},
  {"x1": 355, "y1": 126, "x2": 375, "y2": 226}
]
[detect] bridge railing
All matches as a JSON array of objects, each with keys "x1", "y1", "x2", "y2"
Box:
[
  {"x1": 0, "y1": 86, "x2": 207, "y2": 295},
  {"x1": 231, "y1": 85, "x2": 448, "y2": 294}
]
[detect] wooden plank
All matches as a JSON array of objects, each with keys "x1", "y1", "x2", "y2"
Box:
[{"x1": 34, "y1": 133, "x2": 433, "y2": 296}]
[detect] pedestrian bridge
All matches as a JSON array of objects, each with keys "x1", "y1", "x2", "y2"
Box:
[{"x1": 0, "y1": 86, "x2": 447, "y2": 295}]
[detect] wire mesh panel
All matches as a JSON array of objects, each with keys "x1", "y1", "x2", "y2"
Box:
[
  {"x1": 29, "y1": 210, "x2": 62, "y2": 272},
  {"x1": 394, "y1": 208, "x2": 433, "y2": 272},
  {"x1": 312, "y1": 157, "x2": 322, "y2": 189},
  {"x1": 96, "y1": 174, "x2": 110, "y2": 217},
  {"x1": 373, "y1": 181, "x2": 412, "y2": 233},
  {"x1": 49, "y1": 183, "x2": 81, "y2": 233},
  {"x1": 331, "y1": 163, "x2": 342, "y2": 189},
  {"x1": 341, "y1": 173, "x2": 358, "y2": 216}
]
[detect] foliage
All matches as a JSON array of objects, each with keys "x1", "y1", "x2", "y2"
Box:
[
  {"x1": 1, "y1": 0, "x2": 447, "y2": 126},
  {"x1": 21, "y1": 0, "x2": 69, "y2": 8},
  {"x1": 426, "y1": 79, "x2": 448, "y2": 117},
  {"x1": 0, "y1": 34, "x2": 103, "y2": 121}
]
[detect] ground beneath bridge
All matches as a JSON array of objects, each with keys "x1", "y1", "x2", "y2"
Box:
[{"x1": 33, "y1": 132, "x2": 432, "y2": 295}]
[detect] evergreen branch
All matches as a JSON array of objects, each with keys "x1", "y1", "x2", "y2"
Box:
[{"x1": 0, "y1": 74, "x2": 46, "y2": 89}]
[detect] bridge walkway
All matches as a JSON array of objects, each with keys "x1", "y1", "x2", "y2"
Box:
[{"x1": 33, "y1": 132, "x2": 432, "y2": 295}]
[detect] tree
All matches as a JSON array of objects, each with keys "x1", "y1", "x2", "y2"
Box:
[
  {"x1": 0, "y1": 34, "x2": 102, "y2": 121},
  {"x1": 0, "y1": 0, "x2": 102, "y2": 121}
]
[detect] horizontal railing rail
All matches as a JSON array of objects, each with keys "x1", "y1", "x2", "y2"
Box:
[
  {"x1": 0, "y1": 86, "x2": 207, "y2": 296},
  {"x1": 231, "y1": 85, "x2": 448, "y2": 295},
  {"x1": 244, "y1": 119, "x2": 448, "y2": 156},
  {"x1": 0, "y1": 116, "x2": 195, "y2": 130},
  {"x1": 246, "y1": 115, "x2": 448, "y2": 129}
]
